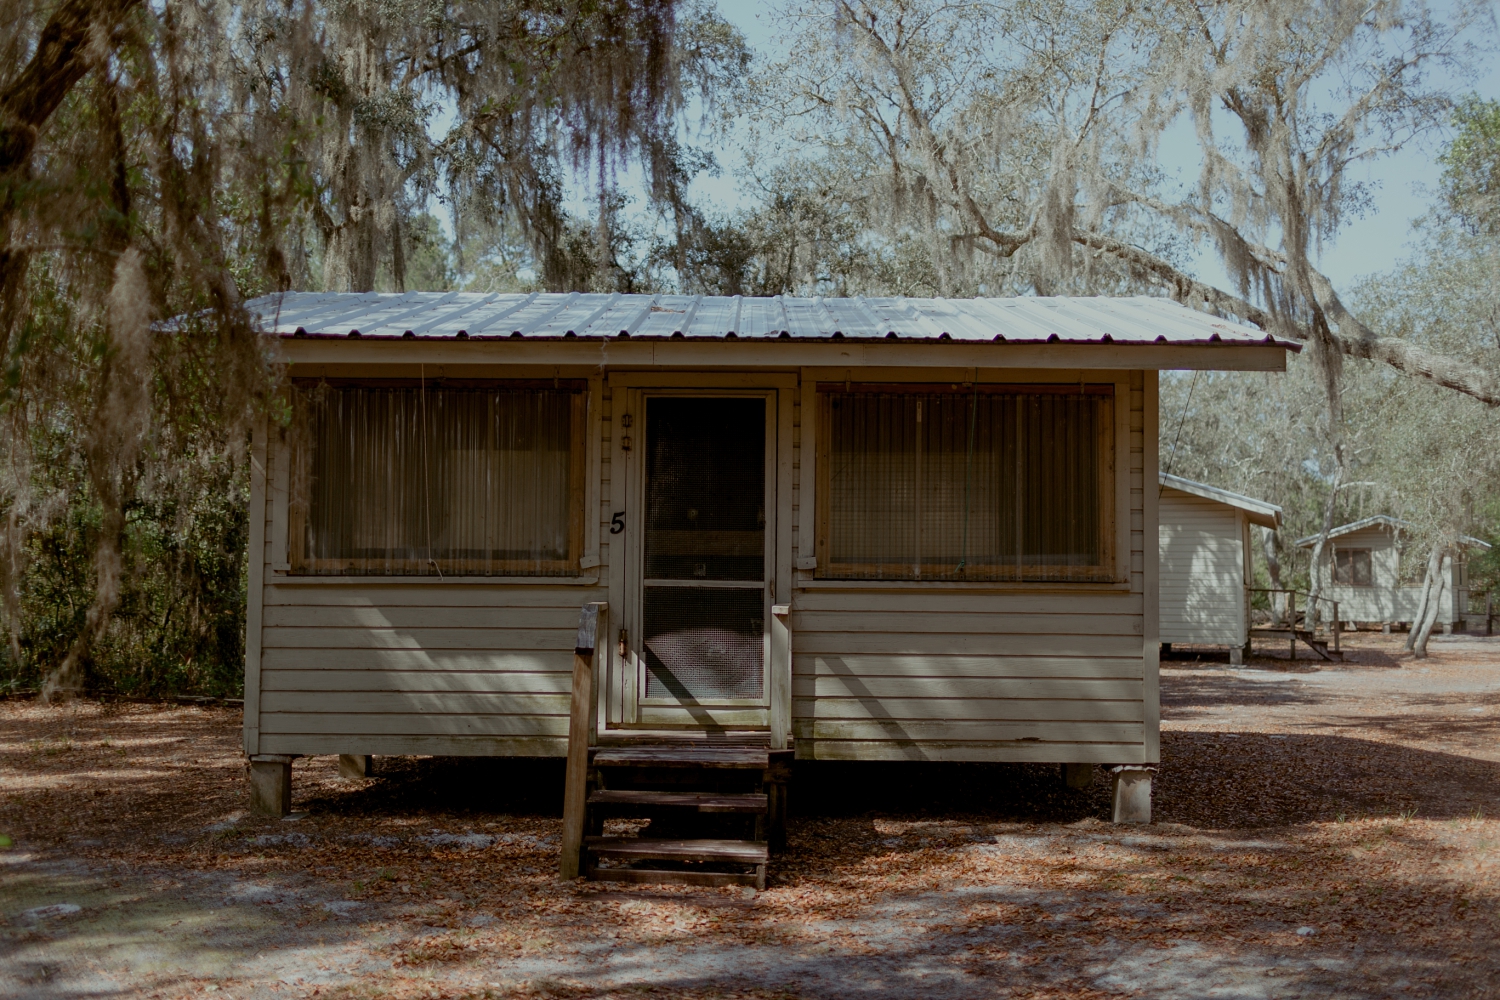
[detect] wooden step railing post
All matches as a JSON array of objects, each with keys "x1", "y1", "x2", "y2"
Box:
[{"x1": 561, "y1": 601, "x2": 606, "y2": 881}]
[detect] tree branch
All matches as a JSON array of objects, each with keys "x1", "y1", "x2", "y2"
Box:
[
  {"x1": 0, "y1": 0, "x2": 141, "y2": 179},
  {"x1": 1306, "y1": 268, "x2": 1500, "y2": 406},
  {"x1": 1067, "y1": 227, "x2": 1274, "y2": 327}
]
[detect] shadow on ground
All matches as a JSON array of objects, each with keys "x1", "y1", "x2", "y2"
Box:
[
  {"x1": 7, "y1": 704, "x2": 1500, "y2": 999},
  {"x1": 293, "y1": 729, "x2": 1500, "y2": 834},
  {"x1": 1161, "y1": 671, "x2": 1324, "y2": 710}
]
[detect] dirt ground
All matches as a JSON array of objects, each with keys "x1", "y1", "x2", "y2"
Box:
[{"x1": 4, "y1": 630, "x2": 1500, "y2": 1000}]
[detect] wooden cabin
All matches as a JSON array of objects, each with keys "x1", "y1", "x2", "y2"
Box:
[
  {"x1": 1296, "y1": 516, "x2": 1490, "y2": 630},
  {"x1": 1157, "y1": 473, "x2": 1281, "y2": 663},
  {"x1": 239, "y1": 292, "x2": 1296, "y2": 836}
]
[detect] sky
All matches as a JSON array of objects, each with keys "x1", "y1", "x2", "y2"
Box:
[{"x1": 696, "y1": 0, "x2": 1500, "y2": 293}]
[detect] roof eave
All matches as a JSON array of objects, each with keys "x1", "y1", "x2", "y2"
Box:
[
  {"x1": 273, "y1": 331, "x2": 1300, "y2": 349},
  {"x1": 1158, "y1": 473, "x2": 1283, "y2": 527}
]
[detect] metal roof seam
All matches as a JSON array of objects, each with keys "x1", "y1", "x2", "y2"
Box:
[
  {"x1": 410, "y1": 291, "x2": 501, "y2": 336},
  {"x1": 622, "y1": 294, "x2": 657, "y2": 335},
  {"x1": 566, "y1": 292, "x2": 622, "y2": 337},
  {"x1": 366, "y1": 289, "x2": 463, "y2": 331},
  {"x1": 293, "y1": 291, "x2": 386, "y2": 333},
  {"x1": 675, "y1": 294, "x2": 705, "y2": 336},
  {"x1": 512, "y1": 292, "x2": 580, "y2": 336},
  {"x1": 461, "y1": 293, "x2": 537, "y2": 336}
]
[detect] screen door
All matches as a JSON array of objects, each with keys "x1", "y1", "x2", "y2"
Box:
[{"x1": 633, "y1": 395, "x2": 772, "y2": 724}]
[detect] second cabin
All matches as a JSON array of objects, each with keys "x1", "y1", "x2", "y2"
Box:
[
  {"x1": 239, "y1": 292, "x2": 1297, "y2": 827},
  {"x1": 1298, "y1": 515, "x2": 1490, "y2": 631},
  {"x1": 1157, "y1": 473, "x2": 1282, "y2": 664}
]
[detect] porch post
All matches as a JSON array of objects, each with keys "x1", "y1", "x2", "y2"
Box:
[
  {"x1": 771, "y1": 604, "x2": 791, "y2": 750},
  {"x1": 561, "y1": 602, "x2": 605, "y2": 881}
]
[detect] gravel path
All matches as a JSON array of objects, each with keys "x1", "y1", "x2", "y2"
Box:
[{"x1": 3, "y1": 632, "x2": 1499, "y2": 999}]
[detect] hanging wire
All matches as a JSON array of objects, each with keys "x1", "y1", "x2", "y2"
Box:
[
  {"x1": 957, "y1": 381, "x2": 979, "y2": 574},
  {"x1": 1159, "y1": 370, "x2": 1200, "y2": 500}
]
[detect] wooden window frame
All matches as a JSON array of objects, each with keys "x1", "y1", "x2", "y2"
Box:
[
  {"x1": 286, "y1": 379, "x2": 589, "y2": 577},
  {"x1": 813, "y1": 382, "x2": 1117, "y2": 583}
]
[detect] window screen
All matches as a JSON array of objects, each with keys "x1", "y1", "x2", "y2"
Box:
[
  {"x1": 818, "y1": 384, "x2": 1114, "y2": 581},
  {"x1": 1333, "y1": 548, "x2": 1373, "y2": 586},
  {"x1": 288, "y1": 381, "x2": 585, "y2": 576}
]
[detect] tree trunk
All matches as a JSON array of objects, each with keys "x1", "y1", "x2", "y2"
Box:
[
  {"x1": 1305, "y1": 465, "x2": 1345, "y2": 629},
  {"x1": 0, "y1": 0, "x2": 143, "y2": 358},
  {"x1": 1261, "y1": 526, "x2": 1285, "y2": 624},
  {"x1": 1405, "y1": 544, "x2": 1444, "y2": 652},
  {"x1": 1412, "y1": 553, "x2": 1452, "y2": 658}
]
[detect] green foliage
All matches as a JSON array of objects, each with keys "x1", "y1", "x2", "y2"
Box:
[
  {"x1": 1440, "y1": 96, "x2": 1500, "y2": 235},
  {"x1": 2, "y1": 461, "x2": 247, "y2": 697},
  {"x1": 0, "y1": 247, "x2": 257, "y2": 698}
]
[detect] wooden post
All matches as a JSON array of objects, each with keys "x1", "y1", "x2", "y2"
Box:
[
  {"x1": 1332, "y1": 601, "x2": 1341, "y2": 655},
  {"x1": 1288, "y1": 590, "x2": 1297, "y2": 660},
  {"x1": 1062, "y1": 763, "x2": 1093, "y2": 789},
  {"x1": 770, "y1": 604, "x2": 792, "y2": 750},
  {"x1": 560, "y1": 601, "x2": 605, "y2": 881},
  {"x1": 339, "y1": 754, "x2": 371, "y2": 779},
  {"x1": 249, "y1": 755, "x2": 294, "y2": 816},
  {"x1": 1110, "y1": 766, "x2": 1154, "y2": 824}
]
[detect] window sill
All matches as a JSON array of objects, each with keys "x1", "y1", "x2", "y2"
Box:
[
  {"x1": 795, "y1": 576, "x2": 1132, "y2": 592},
  {"x1": 268, "y1": 574, "x2": 602, "y2": 586}
]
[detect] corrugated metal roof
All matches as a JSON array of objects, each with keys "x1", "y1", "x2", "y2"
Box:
[
  {"x1": 1294, "y1": 515, "x2": 1492, "y2": 549},
  {"x1": 1159, "y1": 473, "x2": 1282, "y2": 529},
  {"x1": 243, "y1": 291, "x2": 1299, "y2": 348}
]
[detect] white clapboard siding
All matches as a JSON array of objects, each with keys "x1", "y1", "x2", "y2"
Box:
[
  {"x1": 263, "y1": 605, "x2": 585, "y2": 629},
  {"x1": 261, "y1": 648, "x2": 575, "y2": 672},
  {"x1": 792, "y1": 371, "x2": 1151, "y2": 764},
  {"x1": 262, "y1": 670, "x2": 573, "y2": 694},
  {"x1": 1158, "y1": 487, "x2": 1246, "y2": 645},
  {"x1": 793, "y1": 676, "x2": 1142, "y2": 701},
  {"x1": 786, "y1": 740, "x2": 1145, "y2": 763},
  {"x1": 803, "y1": 654, "x2": 1144, "y2": 678}
]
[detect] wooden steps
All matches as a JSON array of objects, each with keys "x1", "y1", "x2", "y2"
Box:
[
  {"x1": 587, "y1": 837, "x2": 769, "y2": 862},
  {"x1": 1249, "y1": 627, "x2": 1344, "y2": 661},
  {"x1": 588, "y1": 789, "x2": 768, "y2": 813},
  {"x1": 585, "y1": 838, "x2": 769, "y2": 888},
  {"x1": 575, "y1": 743, "x2": 791, "y2": 891},
  {"x1": 592, "y1": 746, "x2": 775, "y2": 769}
]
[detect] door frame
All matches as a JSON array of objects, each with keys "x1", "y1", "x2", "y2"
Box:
[{"x1": 603, "y1": 372, "x2": 796, "y2": 745}]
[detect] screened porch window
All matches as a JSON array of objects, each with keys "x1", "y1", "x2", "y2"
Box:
[
  {"x1": 288, "y1": 381, "x2": 586, "y2": 576},
  {"x1": 817, "y1": 384, "x2": 1115, "y2": 581},
  {"x1": 1332, "y1": 548, "x2": 1373, "y2": 586}
]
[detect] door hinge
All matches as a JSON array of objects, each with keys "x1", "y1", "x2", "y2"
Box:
[{"x1": 617, "y1": 628, "x2": 628, "y2": 658}]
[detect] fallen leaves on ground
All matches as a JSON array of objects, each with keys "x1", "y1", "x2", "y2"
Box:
[{"x1": 2, "y1": 631, "x2": 1499, "y2": 999}]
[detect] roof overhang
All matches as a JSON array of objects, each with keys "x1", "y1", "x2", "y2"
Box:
[
  {"x1": 1294, "y1": 515, "x2": 1492, "y2": 549},
  {"x1": 1158, "y1": 473, "x2": 1282, "y2": 528},
  {"x1": 244, "y1": 292, "x2": 1298, "y2": 372}
]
